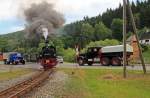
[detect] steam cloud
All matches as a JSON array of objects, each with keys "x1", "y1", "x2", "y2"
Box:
[{"x1": 24, "y1": 2, "x2": 65, "y2": 40}]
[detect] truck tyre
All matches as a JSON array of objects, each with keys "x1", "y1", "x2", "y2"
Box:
[
  {"x1": 14, "y1": 61, "x2": 18, "y2": 65},
  {"x1": 78, "y1": 58, "x2": 84, "y2": 66},
  {"x1": 101, "y1": 57, "x2": 110, "y2": 66},
  {"x1": 20, "y1": 60, "x2": 25, "y2": 65},
  {"x1": 22, "y1": 60, "x2": 25, "y2": 65},
  {"x1": 87, "y1": 61, "x2": 93, "y2": 66},
  {"x1": 6, "y1": 61, "x2": 10, "y2": 65},
  {"x1": 111, "y1": 57, "x2": 121, "y2": 66}
]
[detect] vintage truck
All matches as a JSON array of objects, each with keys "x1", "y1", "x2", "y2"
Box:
[
  {"x1": 4, "y1": 52, "x2": 25, "y2": 65},
  {"x1": 77, "y1": 44, "x2": 133, "y2": 66}
]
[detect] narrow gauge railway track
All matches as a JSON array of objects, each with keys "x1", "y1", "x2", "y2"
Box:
[{"x1": 0, "y1": 69, "x2": 55, "y2": 98}]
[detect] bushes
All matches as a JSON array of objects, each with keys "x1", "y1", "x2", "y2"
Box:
[
  {"x1": 80, "y1": 39, "x2": 120, "y2": 53},
  {"x1": 62, "y1": 48, "x2": 76, "y2": 62},
  {"x1": 86, "y1": 39, "x2": 120, "y2": 47},
  {"x1": 141, "y1": 44, "x2": 150, "y2": 52},
  {"x1": 142, "y1": 45, "x2": 150, "y2": 64}
]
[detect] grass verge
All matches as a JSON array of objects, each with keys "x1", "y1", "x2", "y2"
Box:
[
  {"x1": 143, "y1": 49, "x2": 150, "y2": 64},
  {"x1": 60, "y1": 68, "x2": 150, "y2": 98},
  {"x1": 0, "y1": 69, "x2": 34, "y2": 81}
]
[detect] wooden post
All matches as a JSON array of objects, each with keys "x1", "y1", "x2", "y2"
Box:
[
  {"x1": 126, "y1": 0, "x2": 146, "y2": 74},
  {"x1": 123, "y1": 0, "x2": 127, "y2": 78}
]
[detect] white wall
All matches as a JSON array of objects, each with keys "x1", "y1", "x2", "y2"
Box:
[{"x1": 140, "y1": 39, "x2": 150, "y2": 45}]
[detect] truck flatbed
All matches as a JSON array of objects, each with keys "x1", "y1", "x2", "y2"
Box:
[{"x1": 102, "y1": 44, "x2": 133, "y2": 53}]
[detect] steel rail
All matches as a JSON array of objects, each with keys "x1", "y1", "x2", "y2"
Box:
[{"x1": 0, "y1": 69, "x2": 55, "y2": 98}]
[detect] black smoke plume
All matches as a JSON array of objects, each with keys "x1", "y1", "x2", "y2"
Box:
[{"x1": 24, "y1": 2, "x2": 65, "y2": 45}]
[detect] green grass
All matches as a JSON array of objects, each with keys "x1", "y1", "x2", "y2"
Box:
[
  {"x1": 60, "y1": 68, "x2": 150, "y2": 98},
  {"x1": 143, "y1": 49, "x2": 150, "y2": 64},
  {"x1": 0, "y1": 69, "x2": 34, "y2": 81}
]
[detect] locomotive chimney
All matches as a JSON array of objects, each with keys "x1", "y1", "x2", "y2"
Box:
[{"x1": 45, "y1": 40, "x2": 49, "y2": 47}]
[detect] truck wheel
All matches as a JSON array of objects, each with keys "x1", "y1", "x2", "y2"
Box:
[
  {"x1": 6, "y1": 62, "x2": 10, "y2": 65},
  {"x1": 22, "y1": 60, "x2": 25, "y2": 65},
  {"x1": 78, "y1": 58, "x2": 84, "y2": 66},
  {"x1": 87, "y1": 61, "x2": 93, "y2": 66},
  {"x1": 101, "y1": 57, "x2": 110, "y2": 66},
  {"x1": 14, "y1": 61, "x2": 18, "y2": 65},
  {"x1": 111, "y1": 57, "x2": 121, "y2": 66},
  {"x1": 20, "y1": 60, "x2": 25, "y2": 65}
]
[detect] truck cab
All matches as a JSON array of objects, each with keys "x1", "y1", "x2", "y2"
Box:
[
  {"x1": 5, "y1": 52, "x2": 25, "y2": 65},
  {"x1": 77, "y1": 47, "x2": 102, "y2": 66}
]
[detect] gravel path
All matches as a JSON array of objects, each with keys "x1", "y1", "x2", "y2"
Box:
[
  {"x1": 22, "y1": 71, "x2": 68, "y2": 98},
  {"x1": 0, "y1": 63, "x2": 42, "y2": 72},
  {"x1": 0, "y1": 70, "x2": 39, "y2": 92}
]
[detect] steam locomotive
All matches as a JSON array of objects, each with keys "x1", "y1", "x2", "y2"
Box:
[{"x1": 39, "y1": 40, "x2": 57, "y2": 70}]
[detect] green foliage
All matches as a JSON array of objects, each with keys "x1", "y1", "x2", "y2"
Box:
[
  {"x1": 14, "y1": 48, "x2": 25, "y2": 54},
  {"x1": 52, "y1": 37, "x2": 65, "y2": 55},
  {"x1": 81, "y1": 23, "x2": 94, "y2": 40},
  {"x1": 0, "y1": 31, "x2": 25, "y2": 52},
  {"x1": 26, "y1": 47, "x2": 38, "y2": 55},
  {"x1": 94, "y1": 22, "x2": 112, "y2": 40},
  {"x1": 141, "y1": 44, "x2": 150, "y2": 52},
  {"x1": 80, "y1": 39, "x2": 120, "y2": 53},
  {"x1": 143, "y1": 47, "x2": 150, "y2": 64},
  {"x1": 79, "y1": 23, "x2": 95, "y2": 48},
  {"x1": 0, "y1": 38, "x2": 9, "y2": 52},
  {"x1": 62, "y1": 48, "x2": 76, "y2": 62},
  {"x1": 87, "y1": 39, "x2": 120, "y2": 47},
  {"x1": 111, "y1": 18, "x2": 123, "y2": 41}
]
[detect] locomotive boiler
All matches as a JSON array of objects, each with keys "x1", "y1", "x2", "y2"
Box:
[{"x1": 39, "y1": 40, "x2": 57, "y2": 70}]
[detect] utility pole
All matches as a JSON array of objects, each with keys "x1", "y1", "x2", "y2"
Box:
[
  {"x1": 126, "y1": 0, "x2": 146, "y2": 74},
  {"x1": 123, "y1": 0, "x2": 127, "y2": 78}
]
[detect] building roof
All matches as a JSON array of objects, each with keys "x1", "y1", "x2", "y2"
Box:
[
  {"x1": 127, "y1": 36, "x2": 132, "y2": 42},
  {"x1": 140, "y1": 32, "x2": 150, "y2": 40},
  {"x1": 127, "y1": 35, "x2": 137, "y2": 44}
]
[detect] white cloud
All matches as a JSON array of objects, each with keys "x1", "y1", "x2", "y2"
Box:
[
  {"x1": 0, "y1": 0, "x2": 15, "y2": 20},
  {"x1": 9, "y1": 25, "x2": 24, "y2": 32},
  {"x1": 0, "y1": 0, "x2": 126, "y2": 34},
  {"x1": 55, "y1": 0, "x2": 123, "y2": 23},
  {"x1": 0, "y1": 0, "x2": 123, "y2": 22},
  {"x1": 0, "y1": 25, "x2": 24, "y2": 34}
]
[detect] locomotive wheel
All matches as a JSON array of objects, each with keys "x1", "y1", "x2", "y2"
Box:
[
  {"x1": 78, "y1": 58, "x2": 84, "y2": 66},
  {"x1": 101, "y1": 57, "x2": 110, "y2": 66},
  {"x1": 87, "y1": 61, "x2": 93, "y2": 66},
  {"x1": 111, "y1": 57, "x2": 121, "y2": 66}
]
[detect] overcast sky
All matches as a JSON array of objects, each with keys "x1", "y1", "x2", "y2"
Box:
[{"x1": 0, "y1": 0, "x2": 137, "y2": 35}]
